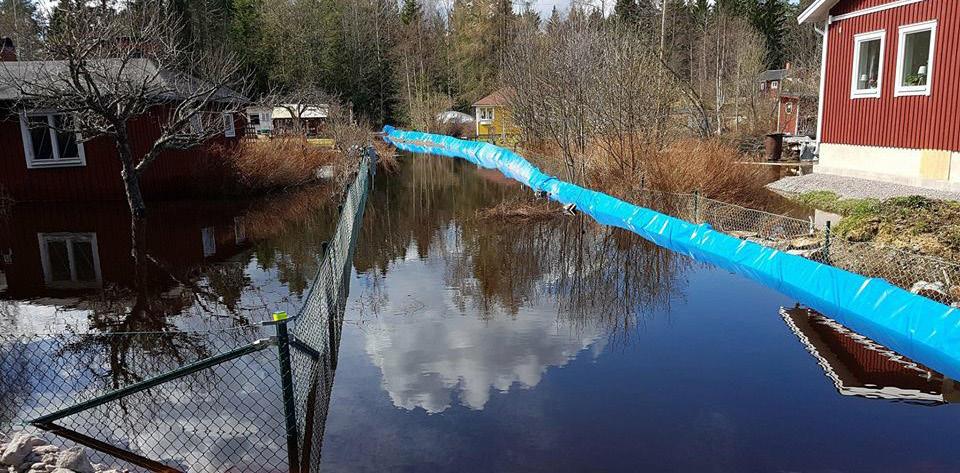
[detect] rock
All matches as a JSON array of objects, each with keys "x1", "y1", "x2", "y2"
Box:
[
  {"x1": 50, "y1": 469, "x2": 76, "y2": 473},
  {"x1": 39, "y1": 454, "x2": 56, "y2": 466},
  {"x1": 788, "y1": 235, "x2": 822, "y2": 250},
  {"x1": 729, "y1": 230, "x2": 759, "y2": 239},
  {"x1": 55, "y1": 448, "x2": 93, "y2": 473},
  {"x1": 28, "y1": 465, "x2": 45, "y2": 471},
  {"x1": 31, "y1": 447, "x2": 56, "y2": 456},
  {"x1": 1, "y1": 434, "x2": 47, "y2": 466}
]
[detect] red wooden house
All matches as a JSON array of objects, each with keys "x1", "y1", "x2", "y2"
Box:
[
  {"x1": 0, "y1": 43, "x2": 244, "y2": 203},
  {"x1": 800, "y1": 0, "x2": 960, "y2": 191}
]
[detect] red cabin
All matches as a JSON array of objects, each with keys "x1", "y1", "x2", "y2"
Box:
[
  {"x1": 0, "y1": 50, "x2": 244, "y2": 203},
  {"x1": 800, "y1": 0, "x2": 960, "y2": 191}
]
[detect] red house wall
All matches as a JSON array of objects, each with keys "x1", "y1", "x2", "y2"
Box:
[
  {"x1": 0, "y1": 106, "x2": 243, "y2": 202},
  {"x1": 821, "y1": 0, "x2": 960, "y2": 151}
]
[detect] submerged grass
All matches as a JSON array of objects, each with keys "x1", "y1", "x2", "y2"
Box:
[{"x1": 476, "y1": 197, "x2": 566, "y2": 222}]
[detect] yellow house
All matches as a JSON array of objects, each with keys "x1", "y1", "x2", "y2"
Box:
[{"x1": 472, "y1": 88, "x2": 520, "y2": 144}]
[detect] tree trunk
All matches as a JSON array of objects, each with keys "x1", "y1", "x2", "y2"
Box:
[{"x1": 115, "y1": 135, "x2": 148, "y2": 279}]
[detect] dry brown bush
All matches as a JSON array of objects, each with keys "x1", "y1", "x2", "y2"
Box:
[
  {"x1": 228, "y1": 137, "x2": 339, "y2": 190},
  {"x1": 644, "y1": 139, "x2": 775, "y2": 209}
]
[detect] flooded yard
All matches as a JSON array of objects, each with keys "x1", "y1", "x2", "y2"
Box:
[{"x1": 1, "y1": 154, "x2": 958, "y2": 472}]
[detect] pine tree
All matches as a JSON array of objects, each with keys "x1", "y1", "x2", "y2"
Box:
[
  {"x1": 615, "y1": 0, "x2": 641, "y2": 26},
  {"x1": 400, "y1": 0, "x2": 421, "y2": 25},
  {"x1": 750, "y1": 0, "x2": 788, "y2": 68}
]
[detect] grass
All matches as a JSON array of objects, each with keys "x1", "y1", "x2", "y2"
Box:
[
  {"x1": 227, "y1": 136, "x2": 341, "y2": 190},
  {"x1": 476, "y1": 197, "x2": 565, "y2": 222},
  {"x1": 794, "y1": 191, "x2": 960, "y2": 260}
]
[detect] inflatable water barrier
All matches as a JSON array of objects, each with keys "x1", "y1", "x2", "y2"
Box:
[{"x1": 382, "y1": 126, "x2": 960, "y2": 381}]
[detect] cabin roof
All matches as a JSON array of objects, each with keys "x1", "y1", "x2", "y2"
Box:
[
  {"x1": 473, "y1": 88, "x2": 513, "y2": 107},
  {"x1": 0, "y1": 58, "x2": 245, "y2": 102},
  {"x1": 759, "y1": 69, "x2": 789, "y2": 82},
  {"x1": 798, "y1": 0, "x2": 840, "y2": 24}
]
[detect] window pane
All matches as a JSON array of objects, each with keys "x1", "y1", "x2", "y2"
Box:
[
  {"x1": 46, "y1": 240, "x2": 72, "y2": 282},
  {"x1": 902, "y1": 30, "x2": 931, "y2": 86},
  {"x1": 28, "y1": 115, "x2": 54, "y2": 160},
  {"x1": 72, "y1": 240, "x2": 97, "y2": 282},
  {"x1": 54, "y1": 115, "x2": 79, "y2": 159},
  {"x1": 857, "y1": 39, "x2": 882, "y2": 91}
]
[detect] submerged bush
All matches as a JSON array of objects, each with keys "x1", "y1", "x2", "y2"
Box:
[{"x1": 227, "y1": 137, "x2": 340, "y2": 190}]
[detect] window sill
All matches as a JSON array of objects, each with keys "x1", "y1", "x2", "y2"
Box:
[
  {"x1": 478, "y1": 119, "x2": 493, "y2": 124},
  {"x1": 894, "y1": 87, "x2": 931, "y2": 97},
  {"x1": 26, "y1": 159, "x2": 86, "y2": 169},
  {"x1": 850, "y1": 91, "x2": 881, "y2": 99}
]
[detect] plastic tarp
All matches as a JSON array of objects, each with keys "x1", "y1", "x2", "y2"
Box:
[{"x1": 383, "y1": 126, "x2": 960, "y2": 381}]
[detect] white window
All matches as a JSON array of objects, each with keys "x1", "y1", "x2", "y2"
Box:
[
  {"x1": 19, "y1": 112, "x2": 86, "y2": 168},
  {"x1": 895, "y1": 21, "x2": 937, "y2": 97},
  {"x1": 223, "y1": 113, "x2": 236, "y2": 138},
  {"x1": 851, "y1": 30, "x2": 885, "y2": 98},
  {"x1": 201, "y1": 226, "x2": 216, "y2": 257},
  {"x1": 771, "y1": 80, "x2": 779, "y2": 90},
  {"x1": 477, "y1": 107, "x2": 494, "y2": 122},
  {"x1": 37, "y1": 233, "x2": 101, "y2": 289},
  {"x1": 786, "y1": 102, "x2": 794, "y2": 114}
]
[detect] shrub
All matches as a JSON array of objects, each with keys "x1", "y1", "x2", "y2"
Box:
[
  {"x1": 228, "y1": 136, "x2": 340, "y2": 190},
  {"x1": 641, "y1": 139, "x2": 775, "y2": 209}
]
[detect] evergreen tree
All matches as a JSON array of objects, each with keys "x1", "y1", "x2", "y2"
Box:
[
  {"x1": 750, "y1": 0, "x2": 787, "y2": 68},
  {"x1": 0, "y1": 0, "x2": 41, "y2": 58},
  {"x1": 615, "y1": 0, "x2": 641, "y2": 26},
  {"x1": 400, "y1": 0, "x2": 421, "y2": 25}
]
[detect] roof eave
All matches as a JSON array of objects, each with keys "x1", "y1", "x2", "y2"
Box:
[{"x1": 798, "y1": 0, "x2": 839, "y2": 24}]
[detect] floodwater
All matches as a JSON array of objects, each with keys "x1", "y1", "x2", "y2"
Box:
[{"x1": 1, "y1": 154, "x2": 959, "y2": 472}]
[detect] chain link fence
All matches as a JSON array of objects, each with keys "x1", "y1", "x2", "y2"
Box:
[
  {"x1": 0, "y1": 149, "x2": 376, "y2": 473},
  {"x1": 637, "y1": 189, "x2": 960, "y2": 306}
]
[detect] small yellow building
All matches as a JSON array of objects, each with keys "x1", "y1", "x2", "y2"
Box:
[{"x1": 472, "y1": 88, "x2": 520, "y2": 144}]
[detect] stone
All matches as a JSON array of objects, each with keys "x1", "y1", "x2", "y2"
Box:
[
  {"x1": 30, "y1": 447, "x2": 56, "y2": 456},
  {"x1": 729, "y1": 230, "x2": 759, "y2": 239},
  {"x1": 39, "y1": 454, "x2": 56, "y2": 466},
  {"x1": 55, "y1": 448, "x2": 93, "y2": 473},
  {"x1": 788, "y1": 235, "x2": 822, "y2": 250},
  {"x1": 28, "y1": 465, "x2": 45, "y2": 471},
  {"x1": 1, "y1": 434, "x2": 46, "y2": 467}
]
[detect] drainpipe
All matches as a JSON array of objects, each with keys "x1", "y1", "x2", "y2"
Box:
[{"x1": 814, "y1": 19, "x2": 830, "y2": 156}]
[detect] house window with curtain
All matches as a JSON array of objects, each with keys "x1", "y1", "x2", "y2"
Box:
[
  {"x1": 896, "y1": 21, "x2": 936, "y2": 97},
  {"x1": 851, "y1": 30, "x2": 885, "y2": 98},
  {"x1": 19, "y1": 112, "x2": 86, "y2": 168}
]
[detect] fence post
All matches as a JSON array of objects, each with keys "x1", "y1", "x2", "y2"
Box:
[
  {"x1": 692, "y1": 190, "x2": 700, "y2": 224},
  {"x1": 824, "y1": 221, "x2": 831, "y2": 263},
  {"x1": 273, "y1": 311, "x2": 301, "y2": 473}
]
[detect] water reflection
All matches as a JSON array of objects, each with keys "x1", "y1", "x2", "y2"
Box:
[
  {"x1": 351, "y1": 157, "x2": 688, "y2": 413},
  {"x1": 781, "y1": 306, "x2": 960, "y2": 405}
]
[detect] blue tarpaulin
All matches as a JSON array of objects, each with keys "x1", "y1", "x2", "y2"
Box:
[{"x1": 383, "y1": 126, "x2": 960, "y2": 381}]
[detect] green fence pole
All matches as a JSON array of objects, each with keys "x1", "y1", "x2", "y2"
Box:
[{"x1": 273, "y1": 311, "x2": 301, "y2": 473}]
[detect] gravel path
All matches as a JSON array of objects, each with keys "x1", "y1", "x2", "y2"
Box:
[{"x1": 767, "y1": 173, "x2": 960, "y2": 201}]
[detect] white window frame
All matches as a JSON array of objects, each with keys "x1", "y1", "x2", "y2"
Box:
[
  {"x1": 895, "y1": 20, "x2": 937, "y2": 97},
  {"x1": 850, "y1": 30, "x2": 886, "y2": 99},
  {"x1": 223, "y1": 112, "x2": 236, "y2": 137},
  {"x1": 771, "y1": 80, "x2": 780, "y2": 90},
  {"x1": 19, "y1": 111, "x2": 86, "y2": 169},
  {"x1": 477, "y1": 107, "x2": 494, "y2": 123},
  {"x1": 37, "y1": 232, "x2": 102, "y2": 289},
  {"x1": 201, "y1": 226, "x2": 216, "y2": 257}
]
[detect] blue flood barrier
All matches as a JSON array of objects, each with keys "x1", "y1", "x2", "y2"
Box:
[{"x1": 383, "y1": 125, "x2": 960, "y2": 381}]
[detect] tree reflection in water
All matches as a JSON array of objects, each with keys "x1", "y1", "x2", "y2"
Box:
[{"x1": 354, "y1": 155, "x2": 688, "y2": 342}]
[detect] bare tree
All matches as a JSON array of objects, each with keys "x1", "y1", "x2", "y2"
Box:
[{"x1": 1, "y1": 5, "x2": 247, "y2": 222}]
